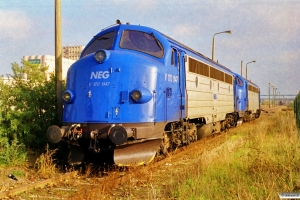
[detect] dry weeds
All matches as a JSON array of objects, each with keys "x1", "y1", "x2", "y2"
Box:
[
  {"x1": 35, "y1": 144, "x2": 58, "y2": 179},
  {"x1": 2, "y1": 105, "x2": 297, "y2": 200}
]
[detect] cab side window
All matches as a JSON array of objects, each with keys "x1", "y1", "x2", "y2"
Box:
[
  {"x1": 236, "y1": 77, "x2": 244, "y2": 86},
  {"x1": 171, "y1": 49, "x2": 175, "y2": 66},
  {"x1": 177, "y1": 52, "x2": 180, "y2": 68}
]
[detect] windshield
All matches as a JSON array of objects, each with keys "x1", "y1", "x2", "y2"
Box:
[
  {"x1": 81, "y1": 31, "x2": 116, "y2": 57},
  {"x1": 236, "y1": 77, "x2": 244, "y2": 86},
  {"x1": 120, "y1": 30, "x2": 164, "y2": 58}
]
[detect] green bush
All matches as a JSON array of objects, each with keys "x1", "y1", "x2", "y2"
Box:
[
  {"x1": 0, "y1": 137, "x2": 27, "y2": 167},
  {"x1": 0, "y1": 61, "x2": 60, "y2": 151}
]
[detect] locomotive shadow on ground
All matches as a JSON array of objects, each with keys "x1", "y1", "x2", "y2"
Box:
[{"x1": 49, "y1": 140, "x2": 116, "y2": 175}]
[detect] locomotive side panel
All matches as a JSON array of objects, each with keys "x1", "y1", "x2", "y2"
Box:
[
  {"x1": 185, "y1": 56, "x2": 234, "y2": 122},
  {"x1": 185, "y1": 72, "x2": 213, "y2": 121},
  {"x1": 216, "y1": 81, "x2": 234, "y2": 121},
  {"x1": 247, "y1": 84, "x2": 260, "y2": 113}
]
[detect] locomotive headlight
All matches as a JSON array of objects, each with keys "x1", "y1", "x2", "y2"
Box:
[
  {"x1": 62, "y1": 90, "x2": 75, "y2": 103},
  {"x1": 131, "y1": 88, "x2": 152, "y2": 103},
  {"x1": 131, "y1": 91, "x2": 142, "y2": 101},
  {"x1": 94, "y1": 49, "x2": 110, "y2": 63},
  {"x1": 63, "y1": 93, "x2": 71, "y2": 101}
]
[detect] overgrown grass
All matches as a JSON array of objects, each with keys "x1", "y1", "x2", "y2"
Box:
[
  {"x1": 35, "y1": 144, "x2": 58, "y2": 178},
  {"x1": 0, "y1": 138, "x2": 27, "y2": 167},
  {"x1": 15, "y1": 107, "x2": 298, "y2": 199},
  {"x1": 287, "y1": 102, "x2": 294, "y2": 109},
  {"x1": 167, "y1": 108, "x2": 300, "y2": 199}
]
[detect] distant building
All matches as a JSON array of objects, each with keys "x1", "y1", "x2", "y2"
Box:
[
  {"x1": 23, "y1": 55, "x2": 76, "y2": 80},
  {"x1": 63, "y1": 45, "x2": 85, "y2": 60},
  {"x1": 0, "y1": 77, "x2": 13, "y2": 85}
]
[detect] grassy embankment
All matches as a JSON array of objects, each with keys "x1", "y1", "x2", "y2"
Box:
[
  {"x1": 165, "y1": 107, "x2": 300, "y2": 199},
  {"x1": 11, "y1": 106, "x2": 299, "y2": 199}
]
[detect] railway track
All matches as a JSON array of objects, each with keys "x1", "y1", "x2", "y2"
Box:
[
  {"x1": 0, "y1": 164, "x2": 129, "y2": 199},
  {"x1": 0, "y1": 173, "x2": 75, "y2": 199}
]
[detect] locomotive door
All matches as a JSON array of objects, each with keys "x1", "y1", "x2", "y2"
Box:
[
  {"x1": 234, "y1": 76, "x2": 247, "y2": 112},
  {"x1": 212, "y1": 80, "x2": 218, "y2": 121},
  {"x1": 178, "y1": 51, "x2": 186, "y2": 118},
  {"x1": 245, "y1": 82, "x2": 249, "y2": 111},
  {"x1": 165, "y1": 48, "x2": 181, "y2": 121}
]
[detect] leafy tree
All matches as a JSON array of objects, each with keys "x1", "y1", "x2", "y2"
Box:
[{"x1": 0, "y1": 60, "x2": 60, "y2": 150}]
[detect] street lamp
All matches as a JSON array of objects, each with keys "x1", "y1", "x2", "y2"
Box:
[
  {"x1": 212, "y1": 30, "x2": 232, "y2": 61},
  {"x1": 246, "y1": 60, "x2": 256, "y2": 79},
  {"x1": 241, "y1": 61, "x2": 243, "y2": 76}
]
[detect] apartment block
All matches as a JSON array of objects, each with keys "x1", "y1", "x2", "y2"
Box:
[{"x1": 63, "y1": 45, "x2": 85, "y2": 60}]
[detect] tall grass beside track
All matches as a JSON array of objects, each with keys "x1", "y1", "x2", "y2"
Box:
[
  {"x1": 167, "y1": 108, "x2": 300, "y2": 199},
  {"x1": 12, "y1": 107, "x2": 299, "y2": 199}
]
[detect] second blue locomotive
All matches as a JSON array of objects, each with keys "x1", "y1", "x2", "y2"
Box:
[{"x1": 47, "y1": 21, "x2": 260, "y2": 166}]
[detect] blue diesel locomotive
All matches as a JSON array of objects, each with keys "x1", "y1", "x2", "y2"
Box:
[{"x1": 47, "y1": 21, "x2": 260, "y2": 166}]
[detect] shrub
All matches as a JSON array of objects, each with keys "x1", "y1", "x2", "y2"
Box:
[
  {"x1": 0, "y1": 137, "x2": 27, "y2": 167},
  {"x1": 0, "y1": 61, "x2": 59, "y2": 150}
]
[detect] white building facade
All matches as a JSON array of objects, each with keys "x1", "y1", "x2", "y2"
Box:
[{"x1": 23, "y1": 55, "x2": 76, "y2": 80}]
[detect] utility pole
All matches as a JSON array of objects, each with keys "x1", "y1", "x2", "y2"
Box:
[
  {"x1": 272, "y1": 86, "x2": 275, "y2": 107},
  {"x1": 269, "y1": 83, "x2": 271, "y2": 108},
  {"x1": 241, "y1": 61, "x2": 243, "y2": 77},
  {"x1": 55, "y1": 0, "x2": 62, "y2": 121},
  {"x1": 274, "y1": 88, "x2": 278, "y2": 106}
]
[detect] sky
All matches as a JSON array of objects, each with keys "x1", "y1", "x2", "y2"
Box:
[{"x1": 0, "y1": 0, "x2": 299, "y2": 96}]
